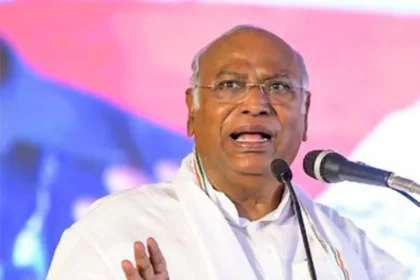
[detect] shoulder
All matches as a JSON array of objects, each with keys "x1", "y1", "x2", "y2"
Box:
[
  {"x1": 313, "y1": 201, "x2": 347, "y2": 223},
  {"x1": 294, "y1": 184, "x2": 356, "y2": 230},
  {"x1": 313, "y1": 201, "x2": 358, "y2": 236},
  {"x1": 70, "y1": 182, "x2": 182, "y2": 237},
  {"x1": 294, "y1": 185, "x2": 364, "y2": 245},
  {"x1": 86, "y1": 182, "x2": 178, "y2": 214},
  {"x1": 47, "y1": 183, "x2": 183, "y2": 279}
]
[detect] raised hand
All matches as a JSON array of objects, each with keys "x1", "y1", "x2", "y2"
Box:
[{"x1": 122, "y1": 237, "x2": 169, "y2": 280}]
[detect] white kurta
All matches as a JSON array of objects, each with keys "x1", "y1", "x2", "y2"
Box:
[
  {"x1": 46, "y1": 153, "x2": 407, "y2": 280},
  {"x1": 201, "y1": 170, "x2": 299, "y2": 280}
]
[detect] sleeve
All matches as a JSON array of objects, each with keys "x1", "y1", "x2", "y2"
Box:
[
  {"x1": 320, "y1": 204, "x2": 409, "y2": 280},
  {"x1": 46, "y1": 227, "x2": 119, "y2": 280}
]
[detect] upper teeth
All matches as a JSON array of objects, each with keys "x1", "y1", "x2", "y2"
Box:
[
  {"x1": 234, "y1": 132, "x2": 269, "y2": 142},
  {"x1": 236, "y1": 138, "x2": 267, "y2": 143}
]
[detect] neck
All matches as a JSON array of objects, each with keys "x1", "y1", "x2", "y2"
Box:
[
  {"x1": 227, "y1": 181, "x2": 284, "y2": 221},
  {"x1": 205, "y1": 169, "x2": 284, "y2": 220},
  {"x1": 193, "y1": 151, "x2": 284, "y2": 220}
]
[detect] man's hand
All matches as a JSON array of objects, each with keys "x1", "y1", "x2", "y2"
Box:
[{"x1": 122, "y1": 237, "x2": 169, "y2": 280}]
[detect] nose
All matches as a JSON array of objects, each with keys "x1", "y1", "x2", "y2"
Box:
[{"x1": 240, "y1": 86, "x2": 271, "y2": 116}]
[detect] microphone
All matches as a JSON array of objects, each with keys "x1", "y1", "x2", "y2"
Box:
[
  {"x1": 271, "y1": 158, "x2": 293, "y2": 182},
  {"x1": 303, "y1": 150, "x2": 420, "y2": 195},
  {"x1": 271, "y1": 159, "x2": 317, "y2": 280}
]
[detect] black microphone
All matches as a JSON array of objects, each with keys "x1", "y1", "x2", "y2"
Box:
[
  {"x1": 271, "y1": 159, "x2": 293, "y2": 182},
  {"x1": 271, "y1": 159, "x2": 317, "y2": 280},
  {"x1": 303, "y1": 150, "x2": 420, "y2": 195}
]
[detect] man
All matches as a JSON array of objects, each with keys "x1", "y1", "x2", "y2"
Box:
[{"x1": 46, "y1": 25, "x2": 406, "y2": 280}]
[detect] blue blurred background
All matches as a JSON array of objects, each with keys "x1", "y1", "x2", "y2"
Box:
[{"x1": 0, "y1": 1, "x2": 419, "y2": 279}]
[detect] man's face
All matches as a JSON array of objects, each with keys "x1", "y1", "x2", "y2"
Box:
[{"x1": 186, "y1": 30, "x2": 310, "y2": 179}]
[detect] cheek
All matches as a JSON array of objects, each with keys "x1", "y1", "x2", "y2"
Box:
[
  {"x1": 275, "y1": 105, "x2": 305, "y2": 132},
  {"x1": 286, "y1": 114, "x2": 305, "y2": 133},
  {"x1": 194, "y1": 104, "x2": 232, "y2": 145},
  {"x1": 274, "y1": 108, "x2": 306, "y2": 152}
]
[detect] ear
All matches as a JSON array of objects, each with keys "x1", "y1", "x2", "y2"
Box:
[
  {"x1": 185, "y1": 88, "x2": 196, "y2": 137},
  {"x1": 302, "y1": 91, "x2": 311, "y2": 142}
]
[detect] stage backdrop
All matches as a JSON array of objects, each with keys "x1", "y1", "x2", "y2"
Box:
[{"x1": 0, "y1": 1, "x2": 419, "y2": 279}]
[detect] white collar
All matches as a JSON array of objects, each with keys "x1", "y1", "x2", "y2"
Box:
[
  {"x1": 205, "y1": 182, "x2": 294, "y2": 228},
  {"x1": 191, "y1": 150, "x2": 294, "y2": 228}
]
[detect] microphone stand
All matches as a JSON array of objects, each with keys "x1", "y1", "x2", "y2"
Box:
[
  {"x1": 392, "y1": 189, "x2": 420, "y2": 207},
  {"x1": 278, "y1": 168, "x2": 318, "y2": 280}
]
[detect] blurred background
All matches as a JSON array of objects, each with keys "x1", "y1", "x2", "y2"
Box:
[{"x1": 0, "y1": 1, "x2": 419, "y2": 279}]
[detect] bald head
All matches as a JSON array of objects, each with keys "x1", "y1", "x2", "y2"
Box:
[{"x1": 190, "y1": 25, "x2": 309, "y2": 100}]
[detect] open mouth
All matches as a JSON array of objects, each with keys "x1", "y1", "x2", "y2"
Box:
[{"x1": 229, "y1": 126, "x2": 273, "y2": 143}]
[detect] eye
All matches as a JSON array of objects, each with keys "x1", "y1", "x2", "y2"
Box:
[
  {"x1": 269, "y1": 81, "x2": 292, "y2": 92},
  {"x1": 216, "y1": 80, "x2": 243, "y2": 90}
]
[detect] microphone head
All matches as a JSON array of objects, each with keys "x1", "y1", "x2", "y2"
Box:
[
  {"x1": 271, "y1": 159, "x2": 293, "y2": 182},
  {"x1": 303, "y1": 150, "x2": 323, "y2": 179},
  {"x1": 303, "y1": 150, "x2": 347, "y2": 183}
]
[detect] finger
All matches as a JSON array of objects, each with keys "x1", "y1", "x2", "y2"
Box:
[
  {"x1": 134, "y1": 241, "x2": 155, "y2": 279},
  {"x1": 147, "y1": 237, "x2": 168, "y2": 275},
  {"x1": 121, "y1": 260, "x2": 143, "y2": 280}
]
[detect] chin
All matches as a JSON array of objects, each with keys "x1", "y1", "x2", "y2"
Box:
[{"x1": 230, "y1": 153, "x2": 272, "y2": 175}]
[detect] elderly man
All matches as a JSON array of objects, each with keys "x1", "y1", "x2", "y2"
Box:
[{"x1": 46, "y1": 25, "x2": 406, "y2": 280}]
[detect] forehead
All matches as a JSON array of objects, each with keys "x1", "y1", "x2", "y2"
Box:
[{"x1": 200, "y1": 30, "x2": 300, "y2": 80}]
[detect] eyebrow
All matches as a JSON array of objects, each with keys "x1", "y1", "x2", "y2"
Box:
[
  {"x1": 262, "y1": 72, "x2": 293, "y2": 81},
  {"x1": 215, "y1": 70, "x2": 248, "y2": 79},
  {"x1": 262, "y1": 73, "x2": 302, "y2": 86},
  {"x1": 214, "y1": 70, "x2": 299, "y2": 84}
]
